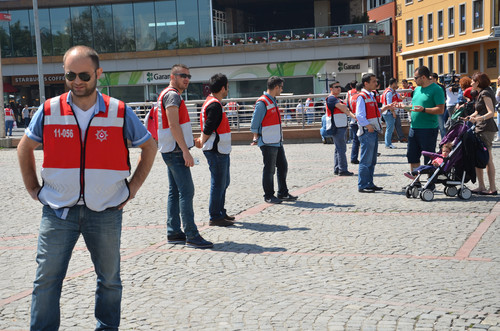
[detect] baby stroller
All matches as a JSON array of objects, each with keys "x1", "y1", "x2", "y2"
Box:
[{"x1": 405, "y1": 121, "x2": 473, "y2": 201}]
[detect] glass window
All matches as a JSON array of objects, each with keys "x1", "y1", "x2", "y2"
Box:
[
  {"x1": 0, "y1": 18, "x2": 10, "y2": 57},
  {"x1": 473, "y1": 51, "x2": 479, "y2": 70},
  {"x1": 438, "y1": 54, "x2": 443, "y2": 74},
  {"x1": 155, "y1": 0, "x2": 178, "y2": 50},
  {"x1": 427, "y1": 56, "x2": 433, "y2": 73},
  {"x1": 427, "y1": 13, "x2": 433, "y2": 41},
  {"x1": 459, "y1": 4, "x2": 466, "y2": 33},
  {"x1": 448, "y1": 7, "x2": 454, "y2": 37},
  {"x1": 406, "y1": 19, "x2": 413, "y2": 45},
  {"x1": 9, "y1": 10, "x2": 32, "y2": 57},
  {"x1": 487, "y1": 48, "x2": 496, "y2": 68},
  {"x1": 406, "y1": 60, "x2": 414, "y2": 78},
  {"x1": 198, "y1": 0, "x2": 212, "y2": 47},
  {"x1": 448, "y1": 53, "x2": 455, "y2": 73},
  {"x1": 418, "y1": 57, "x2": 424, "y2": 68},
  {"x1": 177, "y1": 0, "x2": 200, "y2": 48},
  {"x1": 37, "y1": 8, "x2": 53, "y2": 56},
  {"x1": 418, "y1": 16, "x2": 423, "y2": 43},
  {"x1": 134, "y1": 2, "x2": 155, "y2": 51},
  {"x1": 437, "y1": 11, "x2": 443, "y2": 38},
  {"x1": 459, "y1": 52, "x2": 467, "y2": 73},
  {"x1": 108, "y1": 86, "x2": 145, "y2": 103},
  {"x1": 71, "y1": 6, "x2": 93, "y2": 47},
  {"x1": 113, "y1": 3, "x2": 135, "y2": 52},
  {"x1": 50, "y1": 7, "x2": 71, "y2": 55},
  {"x1": 473, "y1": 0, "x2": 483, "y2": 30},
  {"x1": 92, "y1": 5, "x2": 114, "y2": 53}
]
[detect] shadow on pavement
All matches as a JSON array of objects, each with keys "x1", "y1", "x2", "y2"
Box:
[
  {"x1": 288, "y1": 201, "x2": 339, "y2": 209},
  {"x1": 212, "y1": 241, "x2": 287, "y2": 254},
  {"x1": 235, "y1": 221, "x2": 310, "y2": 233}
]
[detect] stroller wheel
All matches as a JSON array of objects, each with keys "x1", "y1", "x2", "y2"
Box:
[
  {"x1": 445, "y1": 186, "x2": 458, "y2": 197},
  {"x1": 405, "y1": 186, "x2": 412, "y2": 198},
  {"x1": 411, "y1": 186, "x2": 419, "y2": 198},
  {"x1": 458, "y1": 187, "x2": 472, "y2": 200},
  {"x1": 420, "y1": 189, "x2": 434, "y2": 202}
]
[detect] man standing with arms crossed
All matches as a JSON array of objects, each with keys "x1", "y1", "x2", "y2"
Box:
[
  {"x1": 251, "y1": 76, "x2": 297, "y2": 204},
  {"x1": 356, "y1": 73, "x2": 394, "y2": 193},
  {"x1": 195, "y1": 73, "x2": 234, "y2": 227},
  {"x1": 17, "y1": 45, "x2": 157, "y2": 330},
  {"x1": 407, "y1": 66, "x2": 445, "y2": 172},
  {"x1": 158, "y1": 64, "x2": 213, "y2": 248}
]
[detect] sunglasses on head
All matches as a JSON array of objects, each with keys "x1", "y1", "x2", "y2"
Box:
[
  {"x1": 65, "y1": 71, "x2": 94, "y2": 82},
  {"x1": 174, "y1": 73, "x2": 192, "y2": 79}
]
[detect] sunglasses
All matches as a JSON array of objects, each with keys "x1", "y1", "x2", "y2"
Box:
[
  {"x1": 174, "y1": 73, "x2": 192, "y2": 79},
  {"x1": 65, "y1": 71, "x2": 94, "y2": 82}
]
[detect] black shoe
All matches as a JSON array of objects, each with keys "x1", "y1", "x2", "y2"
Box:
[
  {"x1": 277, "y1": 193, "x2": 298, "y2": 201},
  {"x1": 334, "y1": 169, "x2": 339, "y2": 175},
  {"x1": 367, "y1": 185, "x2": 383, "y2": 191},
  {"x1": 338, "y1": 171, "x2": 354, "y2": 176},
  {"x1": 264, "y1": 196, "x2": 282, "y2": 204},
  {"x1": 167, "y1": 232, "x2": 186, "y2": 244},
  {"x1": 377, "y1": 153, "x2": 381, "y2": 156},
  {"x1": 351, "y1": 160, "x2": 359, "y2": 164},
  {"x1": 186, "y1": 235, "x2": 214, "y2": 249},
  {"x1": 224, "y1": 214, "x2": 236, "y2": 221},
  {"x1": 209, "y1": 218, "x2": 235, "y2": 227},
  {"x1": 358, "y1": 188, "x2": 375, "y2": 193}
]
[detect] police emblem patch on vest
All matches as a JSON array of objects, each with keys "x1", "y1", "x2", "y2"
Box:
[{"x1": 96, "y1": 129, "x2": 108, "y2": 142}]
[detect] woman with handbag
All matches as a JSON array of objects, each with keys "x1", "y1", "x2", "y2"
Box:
[{"x1": 467, "y1": 72, "x2": 498, "y2": 195}]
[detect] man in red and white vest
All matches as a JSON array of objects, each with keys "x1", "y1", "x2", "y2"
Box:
[
  {"x1": 157, "y1": 64, "x2": 213, "y2": 249},
  {"x1": 4, "y1": 105, "x2": 15, "y2": 136},
  {"x1": 17, "y1": 45, "x2": 156, "y2": 330},
  {"x1": 250, "y1": 76, "x2": 297, "y2": 204},
  {"x1": 195, "y1": 73, "x2": 234, "y2": 227},
  {"x1": 356, "y1": 73, "x2": 394, "y2": 193},
  {"x1": 381, "y1": 78, "x2": 402, "y2": 149}
]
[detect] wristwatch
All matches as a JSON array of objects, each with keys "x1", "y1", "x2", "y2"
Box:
[
  {"x1": 422, "y1": 107, "x2": 426, "y2": 113},
  {"x1": 252, "y1": 138, "x2": 258, "y2": 143}
]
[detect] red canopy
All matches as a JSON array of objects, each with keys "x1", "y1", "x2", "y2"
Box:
[{"x1": 3, "y1": 83, "x2": 18, "y2": 93}]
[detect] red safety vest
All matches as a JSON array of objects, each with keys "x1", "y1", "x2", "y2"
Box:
[
  {"x1": 381, "y1": 87, "x2": 402, "y2": 106},
  {"x1": 349, "y1": 92, "x2": 359, "y2": 114},
  {"x1": 157, "y1": 86, "x2": 194, "y2": 153},
  {"x1": 326, "y1": 95, "x2": 348, "y2": 128},
  {"x1": 357, "y1": 91, "x2": 380, "y2": 119},
  {"x1": 256, "y1": 94, "x2": 282, "y2": 144},
  {"x1": 200, "y1": 95, "x2": 231, "y2": 154},
  {"x1": 39, "y1": 93, "x2": 130, "y2": 212},
  {"x1": 4, "y1": 107, "x2": 14, "y2": 118}
]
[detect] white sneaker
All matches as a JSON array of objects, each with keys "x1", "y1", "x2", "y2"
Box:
[{"x1": 385, "y1": 144, "x2": 396, "y2": 149}]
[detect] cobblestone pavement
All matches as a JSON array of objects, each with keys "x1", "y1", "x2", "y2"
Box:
[{"x1": 1, "y1": 140, "x2": 499, "y2": 331}]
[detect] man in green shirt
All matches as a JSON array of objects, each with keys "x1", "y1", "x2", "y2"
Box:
[{"x1": 407, "y1": 66, "x2": 445, "y2": 172}]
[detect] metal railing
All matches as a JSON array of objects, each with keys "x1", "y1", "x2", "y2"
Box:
[
  {"x1": 128, "y1": 91, "x2": 412, "y2": 132},
  {"x1": 217, "y1": 23, "x2": 387, "y2": 46}
]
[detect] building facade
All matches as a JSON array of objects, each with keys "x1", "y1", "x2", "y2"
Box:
[
  {"x1": 1, "y1": 0, "x2": 392, "y2": 106},
  {"x1": 396, "y1": 0, "x2": 500, "y2": 84}
]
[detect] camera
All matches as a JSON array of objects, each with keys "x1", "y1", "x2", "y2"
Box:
[{"x1": 440, "y1": 72, "x2": 460, "y2": 93}]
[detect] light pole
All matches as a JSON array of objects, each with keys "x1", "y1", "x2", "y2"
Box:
[
  {"x1": 33, "y1": 0, "x2": 45, "y2": 105},
  {"x1": 316, "y1": 72, "x2": 337, "y2": 93}
]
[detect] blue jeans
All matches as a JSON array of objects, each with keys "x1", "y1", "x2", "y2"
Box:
[
  {"x1": 358, "y1": 131, "x2": 379, "y2": 189},
  {"x1": 382, "y1": 112, "x2": 395, "y2": 146},
  {"x1": 203, "y1": 151, "x2": 230, "y2": 221},
  {"x1": 260, "y1": 145, "x2": 289, "y2": 198},
  {"x1": 5, "y1": 120, "x2": 14, "y2": 136},
  {"x1": 333, "y1": 127, "x2": 348, "y2": 173},
  {"x1": 161, "y1": 152, "x2": 199, "y2": 239},
  {"x1": 350, "y1": 123, "x2": 360, "y2": 162},
  {"x1": 31, "y1": 205, "x2": 122, "y2": 331}
]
